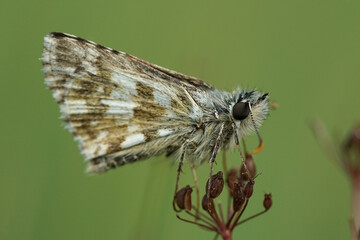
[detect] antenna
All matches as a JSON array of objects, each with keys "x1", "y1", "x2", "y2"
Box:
[{"x1": 248, "y1": 103, "x2": 264, "y2": 154}]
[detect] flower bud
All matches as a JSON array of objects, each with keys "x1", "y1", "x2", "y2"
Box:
[
  {"x1": 244, "y1": 179, "x2": 255, "y2": 198},
  {"x1": 202, "y1": 194, "x2": 211, "y2": 211},
  {"x1": 233, "y1": 183, "x2": 245, "y2": 211},
  {"x1": 205, "y1": 171, "x2": 224, "y2": 199},
  {"x1": 226, "y1": 168, "x2": 243, "y2": 196},
  {"x1": 175, "y1": 185, "x2": 192, "y2": 211},
  {"x1": 263, "y1": 193, "x2": 272, "y2": 210},
  {"x1": 240, "y1": 153, "x2": 256, "y2": 181}
]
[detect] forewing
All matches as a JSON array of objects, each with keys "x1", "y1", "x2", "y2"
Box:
[{"x1": 42, "y1": 32, "x2": 202, "y2": 173}]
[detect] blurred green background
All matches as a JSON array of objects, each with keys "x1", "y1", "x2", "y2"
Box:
[{"x1": 1, "y1": 0, "x2": 360, "y2": 239}]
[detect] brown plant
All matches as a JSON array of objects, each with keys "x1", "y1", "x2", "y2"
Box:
[
  {"x1": 173, "y1": 150, "x2": 272, "y2": 240},
  {"x1": 311, "y1": 120, "x2": 360, "y2": 240}
]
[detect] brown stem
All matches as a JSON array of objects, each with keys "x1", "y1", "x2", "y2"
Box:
[
  {"x1": 227, "y1": 193, "x2": 233, "y2": 223},
  {"x1": 192, "y1": 205, "x2": 214, "y2": 223},
  {"x1": 207, "y1": 200, "x2": 224, "y2": 228},
  {"x1": 351, "y1": 174, "x2": 360, "y2": 240},
  {"x1": 230, "y1": 199, "x2": 249, "y2": 230},
  {"x1": 241, "y1": 137, "x2": 248, "y2": 154},
  {"x1": 310, "y1": 119, "x2": 342, "y2": 168},
  {"x1": 223, "y1": 150, "x2": 233, "y2": 222},
  {"x1": 349, "y1": 218, "x2": 358, "y2": 240},
  {"x1": 218, "y1": 202, "x2": 225, "y2": 223},
  {"x1": 226, "y1": 210, "x2": 236, "y2": 228},
  {"x1": 235, "y1": 209, "x2": 267, "y2": 226},
  {"x1": 220, "y1": 229, "x2": 232, "y2": 240},
  {"x1": 226, "y1": 199, "x2": 247, "y2": 228},
  {"x1": 222, "y1": 151, "x2": 227, "y2": 175},
  {"x1": 190, "y1": 160, "x2": 200, "y2": 213},
  {"x1": 185, "y1": 210, "x2": 218, "y2": 230},
  {"x1": 176, "y1": 215, "x2": 217, "y2": 231}
]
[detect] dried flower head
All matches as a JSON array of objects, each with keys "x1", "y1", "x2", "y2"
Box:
[
  {"x1": 263, "y1": 193, "x2": 272, "y2": 210},
  {"x1": 175, "y1": 185, "x2": 193, "y2": 211},
  {"x1": 244, "y1": 179, "x2": 255, "y2": 198},
  {"x1": 206, "y1": 171, "x2": 224, "y2": 199},
  {"x1": 226, "y1": 167, "x2": 243, "y2": 196},
  {"x1": 174, "y1": 147, "x2": 272, "y2": 240},
  {"x1": 240, "y1": 153, "x2": 256, "y2": 180},
  {"x1": 233, "y1": 183, "x2": 245, "y2": 212}
]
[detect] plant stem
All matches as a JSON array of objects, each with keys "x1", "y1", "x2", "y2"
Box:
[
  {"x1": 351, "y1": 174, "x2": 360, "y2": 239},
  {"x1": 220, "y1": 230, "x2": 232, "y2": 240},
  {"x1": 190, "y1": 160, "x2": 200, "y2": 213}
]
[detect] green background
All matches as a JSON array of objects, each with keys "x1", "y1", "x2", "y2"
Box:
[{"x1": 1, "y1": 0, "x2": 359, "y2": 239}]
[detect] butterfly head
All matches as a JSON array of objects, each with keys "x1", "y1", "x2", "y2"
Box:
[{"x1": 231, "y1": 90, "x2": 269, "y2": 137}]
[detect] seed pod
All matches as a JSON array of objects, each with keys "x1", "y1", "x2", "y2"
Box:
[
  {"x1": 233, "y1": 183, "x2": 245, "y2": 211},
  {"x1": 175, "y1": 185, "x2": 192, "y2": 211},
  {"x1": 202, "y1": 194, "x2": 210, "y2": 211},
  {"x1": 240, "y1": 153, "x2": 256, "y2": 181},
  {"x1": 345, "y1": 125, "x2": 360, "y2": 150},
  {"x1": 205, "y1": 171, "x2": 224, "y2": 199},
  {"x1": 244, "y1": 179, "x2": 255, "y2": 198},
  {"x1": 184, "y1": 189, "x2": 192, "y2": 211},
  {"x1": 226, "y1": 168, "x2": 243, "y2": 196},
  {"x1": 263, "y1": 193, "x2": 272, "y2": 210}
]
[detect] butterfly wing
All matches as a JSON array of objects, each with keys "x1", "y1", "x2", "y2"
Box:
[{"x1": 42, "y1": 32, "x2": 213, "y2": 173}]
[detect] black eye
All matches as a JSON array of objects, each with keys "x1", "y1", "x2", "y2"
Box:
[{"x1": 232, "y1": 102, "x2": 250, "y2": 120}]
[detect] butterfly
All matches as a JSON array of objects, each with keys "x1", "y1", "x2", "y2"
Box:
[{"x1": 42, "y1": 32, "x2": 269, "y2": 176}]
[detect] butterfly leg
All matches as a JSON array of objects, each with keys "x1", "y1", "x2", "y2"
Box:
[
  {"x1": 189, "y1": 159, "x2": 200, "y2": 213},
  {"x1": 231, "y1": 122, "x2": 251, "y2": 179},
  {"x1": 206, "y1": 123, "x2": 225, "y2": 208},
  {"x1": 173, "y1": 146, "x2": 186, "y2": 212}
]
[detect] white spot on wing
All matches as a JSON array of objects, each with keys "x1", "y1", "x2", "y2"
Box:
[
  {"x1": 94, "y1": 131, "x2": 109, "y2": 156},
  {"x1": 111, "y1": 72, "x2": 137, "y2": 95},
  {"x1": 82, "y1": 61, "x2": 98, "y2": 75},
  {"x1": 43, "y1": 35, "x2": 56, "y2": 51},
  {"x1": 157, "y1": 129, "x2": 174, "y2": 137},
  {"x1": 101, "y1": 99, "x2": 137, "y2": 116},
  {"x1": 166, "y1": 109, "x2": 177, "y2": 118},
  {"x1": 55, "y1": 66, "x2": 77, "y2": 75},
  {"x1": 97, "y1": 86, "x2": 104, "y2": 94},
  {"x1": 61, "y1": 99, "x2": 89, "y2": 115},
  {"x1": 153, "y1": 89, "x2": 171, "y2": 106},
  {"x1": 86, "y1": 48, "x2": 100, "y2": 62},
  {"x1": 127, "y1": 124, "x2": 138, "y2": 132},
  {"x1": 52, "y1": 89, "x2": 64, "y2": 102},
  {"x1": 190, "y1": 91, "x2": 212, "y2": 108},
  {"x1": 42, "y1": 65, "x2": 51, "y2": 73},
  {"x1": 110, "y1": 89, "x2": 128, "y2": 99},
  {"x1": 96, "y1": 131, "x2": 109, "y2": 140},
  {"x1": 80, "y1": 131, "x2": 109, "y2": 160},
  {"x1": 121, "y1": 133, "x2": 145, "y2": 149}
]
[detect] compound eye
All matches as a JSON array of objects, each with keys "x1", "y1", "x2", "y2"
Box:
[{"x1": 232, "y1": 102, "x2": 250, "y2": 120}]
